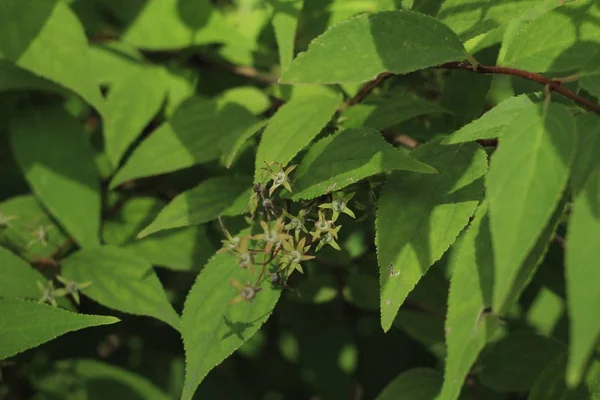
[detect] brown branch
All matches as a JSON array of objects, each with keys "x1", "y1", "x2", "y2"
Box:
[
  {"x1": 346, "y1": 72, "x2": 394, "y2": 107},
  {"x1": 437, "y1": 62, "x2": 600, "y2": 115}
]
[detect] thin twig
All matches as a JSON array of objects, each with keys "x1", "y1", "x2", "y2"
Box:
[
  {"x1": 437, "y1": 62, "x2": 600, "y2": 115},
  {"x1": 346, "y1": 72, "x2": 394, "y2": 107}
]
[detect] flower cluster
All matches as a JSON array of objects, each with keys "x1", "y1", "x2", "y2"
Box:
[
  {"x1": 37, "y1": 276, "x2": 92, "y2": 306},
  {"x1": 220, "y1": 162, "x2": 357, "y2": 305}
]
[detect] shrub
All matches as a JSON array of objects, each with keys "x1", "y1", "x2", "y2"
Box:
[{"x1": 1, "y1": 0, "x2": 600, "y2": 399}]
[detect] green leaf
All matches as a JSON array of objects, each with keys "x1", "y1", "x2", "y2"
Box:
[
  {"x1": 0, "y1": 246, "x2": 47, "y2": 300},
  {"x1": 486, "y1": 103, "x2": 575, "y2": 313},
  {"x1": 61, "y1": 246, "x2": 181, "y2": 331},
  {"x1": 0, "y1": 0, "x2": 103, "y2": 111},
  {"x1": 530, "y1": 354, "x2": 600, "y2": 400},
  {"x1": 441, "y1": 202, "x2": 498, "y2": 400},
  {"x1": 270, "y1": 0, "x2": 305, "y2": 71},
  {"x1": 123, "y1": 0, "x2": 248, "y2": 50},
  {"x1": 216, "y1": 87, "x2": 270, "y2": 115},
  {"x1": 341, "y1": 95, "x2": 450, "y2": 131},
  {"x1": 0, "y1": 195, "x2": 70, "y2": 262},
  {"x1": 477, "y1": 332, "x2": 565, "y2": 392},
  {"x1": 499, "y1": 193, "x2": 567, "y2": 314},
  {"x1": 571, "y1": 113, "x2": 600, "y2": 193},
  {"x1": 180, "y1": 251, "x2": 281, "y2": 400},
  {"x1": 221, "y1": 119, "x2": 269, "y2": 169},
  {"x1": 376, "y1": 140, "x2": 487, "y2": 331},
  {"x1": 580, "y1": 53, "x2": 600, "y2": 98},
  {"x1": 89, "y1": 42, "x2": 146, "y2": 86},
  {"x1": 138, "y1": 176, "x2": 252, "y2": 238},
  {"x1": 566, "y1": 163, "x2": 600, "y2": 385},
  {"x1": 0, "y1": 298, "x2": 118, "y2": 360},
  {"x1": 290, "y1": 127, "x2": 436, "y2": 200},
  {"x1": 34, "y1": 359, "x2": 170, "y2": 400},
  {"x1": 442, "y1": 94, "x2": 536, "y2": 144},
  {"x1": 111, "y1": 98, "x2": 260, "y2": 188},
  {"x1": 254, "y1": 89, "x2": 341, "y2": 180},
  {"x1": 375, "y1": 368, "x2": 443, "y2": 400},
  {"x1": 502, "y1": 1, "x2": 600, "y2": 72},
  {"x1": 103, "y1": 197, "x2": 216, "y2": 272},
  {"x1": 438, "y1": 0, "x2": 543, "y2": 42},
  {"x1": 10, "y1": 105, "x2": 101, "y2": 248},
  {"x1": 0, "y1": 59, "x2": 66, "y2": 94},
  {"x1": 103, "y1": 67, "x2": 167, "y2": 167},
  {"x1": 280, "y1": 10, "x2": 466, "y2": 84}
]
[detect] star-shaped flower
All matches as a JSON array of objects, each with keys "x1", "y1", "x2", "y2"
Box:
[
  {"x1": 254, "y1": 218, "x2": 290, "y2": 254},
  {"x1": 279, "y1": 237, "x2": 315, "y2": 276},
  {"x1": 319, "y1": 192, "x2": 356, "y2": 222},
  {"x1": 55, "y1": 275, "x2": 92, "y2": 305}
]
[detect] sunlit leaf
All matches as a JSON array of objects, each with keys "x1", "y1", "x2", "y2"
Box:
[
  {"x1": 376, "y1": 140, "x2": 487, "y2": 331},
  {"x1": 61, "y1": 246, "x2": 181, "y2": 331}
]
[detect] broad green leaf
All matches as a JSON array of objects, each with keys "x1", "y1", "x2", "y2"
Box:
[
  {"x1": 0, "y1": 0, "x2": 103, "y2": 111},
  {"x1": 0, "y1": 298, "x2": 118, "y2": 360},
  {"x1": 111, "y1": 98, "x2": 260, "y2": 188},
  {"x1": 103, "y1": 197, "x2": 216, "y2": 272},
  {"x1": 530, "y1": 354, "x2": 600, "y2": 400},
  {"x1": 270, "y1": 0, "x2": 305, "y2": 71},
  {"x1": 487, "y1": 103, "x2": 575, "y2": 313},
  {"x1": 0, "y1": 60, "x2": 66, "y2": 94},
  {"x1": 290, "y1": 127, "x2": 436, "y2": 200},
  {"x1": 499, "y1": 193, "x2": 567, "y2": 313},
  {"x1": 477, "y1": 332, "x2": 565, "y2": 392},
  {"x1": 34, "y1": 359, "x2": 170, "y2": 400},
  {"x1": 580, "y1": 53, "x2": 600, "y2": 97},
  {"x1": 341, "y1": 95, "x2": 450, "y2": 131},
  {"x1": 0, "y1": 246, "x2": 46, "y2": 300},
  {"x1": 138, "y1": 176, "x2": 251, "y2": 238},
  {"x1": 10, "y1": 105, "x2": 101, "y2": 248},
  {"x1": 216, "y1": 87, "x2": 270, "y2": 115},
  {"x1": 0, "y1": 195, "x2": 69, "y2": 262},
  {"x1": 571, "y1": 114, "x2": 600, "y2": 193},
  {"x1": 438, "y1": 0, "x2": 543, "y2": 42},
  {"x1": 123, "y1": 0, "x2": 248, "y2": 50},
  {"x1": 566, "y1": 163, "x2": 600, "y2": 385},
  {"x1": 443, "y1": 94, "x2": 535, "y2": 144},
  {"x1": 440, "y1": 66, "x2": 493, "y2": 128},
  {"x1": 502, "y1": 1, "x2": 600, "y2": 72},
  {"x1": 280, "y1": 10, "x2": 467, "y2": 84},
  {"x1": 61, "y1": 246, "x2": 181, "y2": 331},
  {"x1": 376, "y1": 140, "x2": 487, "y2": 331},
  {"x1": 441, "y1": 202, "x2": 498, "y2": 400},
  {"x1": 221, "y1": 119, "x2": 269, "y2": 169},
  {"x1": 375, "y1": 368, "x2": 443, "y2": 400},
  {"x1": 89, "y1": 42, "x2": 146, "y2": 86},
  {"x1": 104, "y1": 67, "x2": 167, "y2": 167},
  {"x1": 180, "y1": 251, "x2": 281, "y2": 400},
  {"x1": 254, "y1": 89, "x2": 341, "y2": 180}
]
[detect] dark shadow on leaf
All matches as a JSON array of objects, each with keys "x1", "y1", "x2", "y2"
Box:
[
  {"x1": 0, "y1": 1, "x2": 54, "y2": 61},
  {"x1": 176, "y1": 0, "x2": 213, "y2": 31}
]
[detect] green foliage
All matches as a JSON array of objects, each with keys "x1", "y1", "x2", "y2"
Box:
[
  {"x1": 0, "y1": 298, "x2": 118, "y2": 360},
  {"x1": 2, "y1": 1, "x2": 600, "y2": 399}
]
